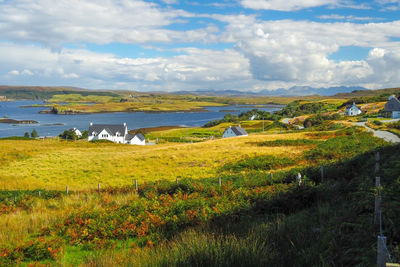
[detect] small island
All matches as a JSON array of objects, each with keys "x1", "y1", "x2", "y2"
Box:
[{"x1": 0, "y1": 118, "x2": 38, "y2": 124}]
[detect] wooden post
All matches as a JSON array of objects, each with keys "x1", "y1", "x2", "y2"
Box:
[
  {"x1": 134, "y1": 179, "x2": 138, "y2": 192},
  {"x1": 218, "y1": 177, "x2": 222, "y2": 187},
  {"x1": 374, "y1": 177, "x2": 381, "y2": 224},
  {"x1": 377, "y1": 235, "x2": 388, "y2": 267},
  {"x1": 176, "y1": 177, "x2": 179, "y2": 185},
  {"x1": 98, "y1": 183, "x2": 101, "y2": 194},
  {"x1": 296, "y1": 173, "x2": 302, "y2": 187},
  {"x1": 66, "y1": 186, "x2": 69, "y2": 195},
  {"x1": 270, "y1": 172, "x2": 273, "y2": 183},
  {"x1": 375, "y1": 152, "x2": 380, "y2": 174},
  {"x1": 38, "y1": 191, "x2": 41, "y2": 197},
  {"x1": 320, "y1": 166, "x2": 324, "y2": 182}
]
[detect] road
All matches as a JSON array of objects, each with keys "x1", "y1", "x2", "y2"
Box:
[{"x1": 354, "y1": 122, "x2": 400, "y2": 143}]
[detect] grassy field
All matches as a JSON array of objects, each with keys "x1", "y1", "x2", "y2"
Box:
[
  {"x1": 0, "y1": 131, "x2": 311, "y2": 190},
  {"x1": 0, "y1": 126, "x2": 398, "y2": 266}
]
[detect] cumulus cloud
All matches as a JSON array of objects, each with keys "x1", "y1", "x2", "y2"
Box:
[
  {"x1": 0, "y1": 43, "x2": 251, "y2": 90},
  {"x1": 0, "y1": 0, "x2": 217, "y2": 47},
  {"x1": 240, "y1": 0, "x2": 338, "y2": 11}
]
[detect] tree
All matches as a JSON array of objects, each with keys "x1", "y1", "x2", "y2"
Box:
[
  {"x1": 59, "y1": 129, "x2": 77, "y2": 140},
  {"x1": 24, "y1": 132, "x2": 30, "y2": 138},
  {"x1": 31, "y1": 129, "x2": 38, "y2": 138},
  {"x1": 81, "y1": 130, "x2": 88, "y2": 139}
]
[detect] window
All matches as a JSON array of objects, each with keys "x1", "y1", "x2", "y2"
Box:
[{"x1": 102, "y1": 134, "x2": 108, "y2": 138}]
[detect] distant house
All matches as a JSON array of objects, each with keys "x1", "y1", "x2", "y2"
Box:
[
  {"x1": 88, "y1": 122, "x2": 128, "y2": 143},
  {"x1": 88, "y1": 122, "x2": 146, "y2": 145},
  {"x1": 384, "y1": 95, "x2": 400, "y2": 119},
  {"x1": 250, "y1": 114, "x2": 257, "y2": 121},
  {"x1": 125, "y1": 133, "x2": 146, "y2": 145},
  {"x1": 222, "y1": 125, "x2": 248, "y2": 138},
  {"x1": 69, "y1": 128, "x2": 82, "y2": 137},
  {"x1": 346, "y1": 102, "x2": 362, "y2": 116}
]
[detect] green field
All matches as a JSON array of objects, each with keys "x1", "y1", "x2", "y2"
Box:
[
  {"x1": 1, "y1": 88, "x2": 400, "y2": 266},
  {"x1": 1, "y1": 124, "x2": 399, "y2": 266}
]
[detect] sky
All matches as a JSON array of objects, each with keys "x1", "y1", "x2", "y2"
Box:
[{"x1": 0, "y1": 0, "x2": 400, "y2": 92}]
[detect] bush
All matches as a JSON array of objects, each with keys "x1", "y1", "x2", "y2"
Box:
[{"x1": 372, "y1": 120, "x2": 383, "y2": 126}]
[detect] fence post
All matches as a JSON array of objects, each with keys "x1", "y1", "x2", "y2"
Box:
[
  {"x1": 176, "y1": 177, "x2": 179, "y2": 185},
  {"x1": 296, "y1": 173, "x2": 302, "y2": 187},
  {"x1": 375, "y1": 152, "x2": 380, "y2": 174},
  {"x1": 38, "y1": 191, "x2": 41, "y2": 197},
  {"x1": 66, "y1": 186, "x2": 69, "y2": 195},
  {"x1": 98, "y1": 183, "x2": 101, "y2": 194},
  {"x1": 218, "y1": 177, "x2": 222, "y2": 187},
  {"x1": 270, "y1": 172, "x2": 273, "y2": 184},
  {"x1": 377, "y1": 235, "x2": 388, "y2": 267},
  {"x1": 320, "y1": 166, "x2": 324, "y2": 183},
  {"x1": 134, "y1": 179, "x2": 138, "y2": 192},
  {"x1": 374, "y1": 177, "x2": 381, "y2": 224}
]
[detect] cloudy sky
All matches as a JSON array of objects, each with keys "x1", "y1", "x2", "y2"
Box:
[{"x1": 1, "y1": 0, "x2": 400, "y2": 92}]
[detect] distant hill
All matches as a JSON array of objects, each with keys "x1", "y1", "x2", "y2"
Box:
[
  {"x1": 0, "y1": 86, "x2": 119, "y2": 99},
  {"x1": 172, "y1": 86, "x2": 368, "y2": 97}
]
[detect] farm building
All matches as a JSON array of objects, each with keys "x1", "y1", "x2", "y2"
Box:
[
  {"x1": 222, "y1": 125, "x2": 248, "y2": 138},
  {"x1": 88, "y1": 122, "x2": 146, "y2": 145},
  {"x1": 384, "y1": 95, "x2": 400, "y2": 119},
  {"x1": 68, "y1": 128, "x2": 82, "y2": 137},
  {"x1": 125, "y1": 133, "x2": 145, "y2": 145},
  {"x1": 346, "y1": 102, "x2": 362, "y2": 116}
]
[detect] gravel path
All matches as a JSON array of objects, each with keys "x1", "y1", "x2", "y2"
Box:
[{"x1": 354, "y1": 122, "x2": 400, "y2": 143}]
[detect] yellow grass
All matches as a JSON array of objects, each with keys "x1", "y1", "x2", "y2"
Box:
[{"x1": 0, "y1": 132, "x2": 313, "y2": 191}]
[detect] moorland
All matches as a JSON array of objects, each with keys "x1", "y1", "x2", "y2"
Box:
[{"x1": 0, "y1": 86, "x2": 400, "y2": 266}]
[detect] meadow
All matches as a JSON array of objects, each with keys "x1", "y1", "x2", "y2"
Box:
[
  {"x1": 1, "y1": 123, "x2": 399, "y2": 266},
  {"x1": 1, "y1": 89, "x2": 400, "y2": 266}
]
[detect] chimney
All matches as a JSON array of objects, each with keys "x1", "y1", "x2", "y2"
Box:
[
  {"x1": 90, "y1": 122, "x2": 93, "y2": 126},
  {"x1": 238, "y1": 123, "x2": 241, "y2": 128},
  {"x1": 389, "y1": 95, "x2": 395, "y2": 100}
]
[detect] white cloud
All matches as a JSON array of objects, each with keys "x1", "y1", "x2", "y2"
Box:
[
  {"x1": 8, "y1": 70, "x2": 19, "y2": 75},
  {"x1": 0, "y1": 0, "x2": 216, "y2": 47},
  {"x1": 240, "y1": 0, "x2": 338, "y2": 11},
  {"x1": 0, "y1": 43, "x2": 251, "y2": 90},
  {"x1": 21, "y1": 69, "x2": 33, "y2": 76},
  {"x1": 318, "y1": 14, "x2": 384, "y2": 21}
]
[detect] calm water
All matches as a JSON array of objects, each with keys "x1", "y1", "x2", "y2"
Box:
[{"x1": 0, "y1": 101, "x2": 283, "y2": 137}]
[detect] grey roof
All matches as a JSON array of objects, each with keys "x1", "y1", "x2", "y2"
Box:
[
  {"x1": 346, "y1": 102, "x2": 360, "y2": 110},
  {"x1": 88, "y1": 124, "x2": 126, "y2": 136},
  {"x1": 126, "y1": 133, "x2": 145, "y2": 142},
  {"x1": 229, "y1": 126, "x2": 248, "y2": 136},
  {"x1": 385, "y1": 96, "x2": 400, "y2": 112}
]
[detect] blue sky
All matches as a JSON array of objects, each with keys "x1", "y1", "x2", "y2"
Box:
[{"x1": 0, "y1": 0, "x2": 400, "y2": 92}]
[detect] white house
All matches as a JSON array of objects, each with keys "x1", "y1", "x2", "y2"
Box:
[
  {"x1": 88, "y1": 123, "x2": 146, "y2": 145},
  {"x1": 222, "y1": 125, "x2": 248, "y2": 138},
  {"x1": 125, "y1": 133, "x2": 146, "y2": 145},
  {"x1": 346, "y1": 102, "x2": 362, "y2": 116},
  {"x1": 69, "y1": 128, "x2": 82, "y2": 137},
  {"x1": 385, "y1": 95, "x2": 400, "y2": 119},
  {"x1": 88, "y1": 123, "x2": 128, "y2": 143}
]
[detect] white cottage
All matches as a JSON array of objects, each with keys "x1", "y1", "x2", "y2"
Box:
[
  {"x1": 222, "y1": 125, "x2": 248, "y2": 138},
  {"x1": 346, "y1": 102, "x2": 362, "y2": 116},
  {"x1": 125, "y1": 133, "x2": 146, "y2": 145},
  {"x1": 69, "y1": 128, "x2": 82, "y2": 137},
  {"x1": 88, "y1": 123, "x2": 128, "y2": 143},
  {"x1": 385, "y1": 95, "x2": 400, "y2": 119}
]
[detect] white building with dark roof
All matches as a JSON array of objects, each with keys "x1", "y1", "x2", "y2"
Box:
[
  {"x1": 88, "y1": 122, "x2": 146, "y2": 145},
  {"x1": 126, "y1": 133, "x2": 145, "y2": 145},
  {"x1": 385, "y1": 95, "x2": 400, "y2": 119},
  {"x1": 346, "y1": 102, "x2": 362, "y2": 116},
  {"x1": 222, "y1": 125, "x2": 248, "y2": 138}
]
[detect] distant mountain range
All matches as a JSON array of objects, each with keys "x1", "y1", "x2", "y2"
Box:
[{"x1": 172, "y1": 86, "x2": 368, "y2": 97}]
